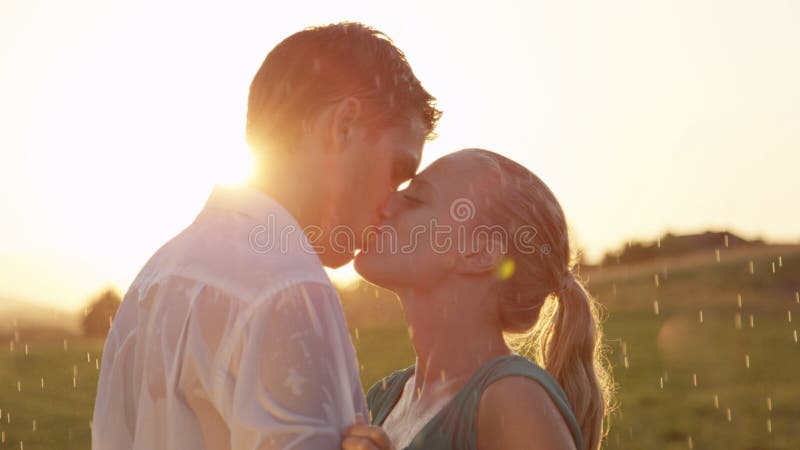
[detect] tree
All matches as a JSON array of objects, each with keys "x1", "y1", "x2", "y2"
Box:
[{"x1": 82, "y1": 288, "x2": 122, "y2": 338}]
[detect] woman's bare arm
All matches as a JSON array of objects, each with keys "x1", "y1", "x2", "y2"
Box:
[{"x1": 477, "y1": 376, "x2": 577, "y2": 450}]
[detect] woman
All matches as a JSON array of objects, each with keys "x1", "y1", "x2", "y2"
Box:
[{"x1": 341, "y1": 149, "x2": 613, "y2": 450}]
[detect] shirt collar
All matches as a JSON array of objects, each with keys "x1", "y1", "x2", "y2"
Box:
[{"x1": 200, "y1": 183, "x2": 297, "y2": 226}]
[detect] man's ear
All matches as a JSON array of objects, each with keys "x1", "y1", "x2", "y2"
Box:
[
  {"x1": 457, "y1": 235, "x2": 506, "y2": 275},
  {"x1": 329, "y1": 97, "x2": 362, "y2": 153}
]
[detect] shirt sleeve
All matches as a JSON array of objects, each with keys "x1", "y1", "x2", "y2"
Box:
[{"x1": 219, "y1": 282, "x2": 367, "y2": 450}]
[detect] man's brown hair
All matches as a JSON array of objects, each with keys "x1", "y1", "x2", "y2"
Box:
[{"x1": 246, "y1": 22, "x2": 441, "y2": 155}]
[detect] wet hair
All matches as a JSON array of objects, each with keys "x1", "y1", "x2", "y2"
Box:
[
  {"x1": 467, "y1": 148, "x2": 614, "y2": 450},
  {"x1": 246, "y1": 22, "x2": 441, "y2": 156}
]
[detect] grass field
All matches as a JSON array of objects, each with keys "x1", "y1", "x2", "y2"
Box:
[{"x1": 1, "y1": 245, "x2": 798, "y2": 449}]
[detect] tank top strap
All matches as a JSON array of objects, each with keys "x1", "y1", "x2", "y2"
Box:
[
  {"x1": 366, "y1": 366, "x2": 415, "y2": 426},
  {"x1": 464, "y1": 354, "x2": 584, "y2": 450}
]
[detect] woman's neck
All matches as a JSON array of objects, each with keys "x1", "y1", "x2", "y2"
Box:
[{"x1": 399, "y1": 285, "x2": 512, "y2": 402}]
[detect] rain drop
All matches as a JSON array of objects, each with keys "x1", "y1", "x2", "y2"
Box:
[
  {"x1": 778, "y1": 256, "x2": 783, "y2": 267},
  {"x1": 699, "y1": 310, "x2": 704, "y2": 323},
  {"x1": 659, "y1": 377, "x2": 663, "y2": 389},
  {"x1": 692, "y1": 373, "x2": 698, "y2": 387},
  {"x1": 687, "y1": 435, "x2": 693, "y2": 449},
  {"x1": 623, "y1": 356, "x2": 629, "y2": 369},
  {"x1": 715, "y1": 249, "x2": 720, "y2": 262},
  {"x1": 748, "y1": 261, "x2": 754, "y2": 274},
  {"x1": 24, "y1": 344, "x2": 28, "y2": 356},
  {"x1": 63, "y1": 339, "x2": 68, "y2": 352},
  {"x1": 17, "y1": 380, "x2": 21, "y2": 392},
  {"x1": 737, "y1": 294, "x2": 742, "y2": 308},
  {"x1": 745, "y1": 354, "x2": 750, "y2": 368},
  {"x1": 32, "y1": 419, "x2": 36, "y2": 432},
  {"x1": 726, "y1": 408, "x2": 733, "y2": 422},
  {"x1": 653, "y1": 300, "x2": 660, "y2": 315},
  {"x1": 354, "y1": 328, "x2": 359, "y2": 340},
  {"x1": 724, "y1": 234, "x2": 729, "y2": 247},
  {"x1": 87, "y1": 352, "x2": 91, "y2": 363},
  {"x1": 767, "y1": 418, "x2": 772, "y2": 433},
  {"x1": 793, "y1": 329, "x2": 797, "y2": 343},
  {"x1": 788, "y1": 310, "x2": 792, "y2": 323},
  {"x1": 713, "y1": 394, "x2": 719, "y2": 409},
  {"x1": 767, "y1": 397, "x2": 773, "y2": 411},
  {"x1": 734, "y1": 313, "x2": 742, "y2": 329},
  {"x1": 749, "y1": 314, "x2": 755, "y2": 328},
  {"x1": 654, "y1": 274, "x2": 660, "y2": 287},
  {"x1": 40, "y1": 378, "x2": 44, "y2": 390}
]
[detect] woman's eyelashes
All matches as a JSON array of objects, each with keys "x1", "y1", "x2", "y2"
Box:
[
  {"x1": 403, "y1": 193, "x2": 424, "y2": 204},
  {"x1": 401, "y1": 187, "x2": 425, "y2": 205}
]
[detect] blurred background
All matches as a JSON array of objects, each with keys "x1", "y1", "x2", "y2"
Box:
[{"x1": 1, "y1": 0, "x2": 798, "y2": 448}]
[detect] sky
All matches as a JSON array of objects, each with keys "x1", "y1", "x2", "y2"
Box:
[{"x1": 1, "y1": 0, "x2": 798, "y2": 310}]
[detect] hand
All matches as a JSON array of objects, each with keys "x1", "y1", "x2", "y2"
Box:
[{"x1": 341, "y1": 413, "x2": 395, "y2": 450}]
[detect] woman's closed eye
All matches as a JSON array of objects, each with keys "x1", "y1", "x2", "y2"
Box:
[{"x1": 403, "y1": 193, "x2": 424, "y2": 204}]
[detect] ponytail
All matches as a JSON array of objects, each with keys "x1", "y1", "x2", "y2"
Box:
[{"x1": 524, "y1": 275, "x2": 613, "y2": 450}]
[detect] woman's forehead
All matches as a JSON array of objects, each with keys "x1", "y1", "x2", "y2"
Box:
[{"x1": 421, "y1": 151, "x2": 489, "y2": 178}]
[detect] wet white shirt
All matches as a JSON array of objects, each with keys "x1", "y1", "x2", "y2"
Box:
[{"x1": 92, "y1": 184, "x2": 367, "y2": 450}]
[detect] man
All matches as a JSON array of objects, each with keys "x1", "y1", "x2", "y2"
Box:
[{"x1": 92, "y1": 22, "x2": 440, "y2": 449}]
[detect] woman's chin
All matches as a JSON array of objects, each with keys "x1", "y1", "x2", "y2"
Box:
[{"x1": 354, "y1": 251, "x2": 394, "y2": 288}]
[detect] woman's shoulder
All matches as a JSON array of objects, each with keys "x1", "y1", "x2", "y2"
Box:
[
  {"x1": 477, "y1": 374, "x2": 580, "y2": 450},
  {"x1": 476, "y1": 355, "x2": 583, "y2": 450}
]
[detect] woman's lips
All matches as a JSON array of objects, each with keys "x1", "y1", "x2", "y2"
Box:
[{"x1": 362, "y1": 224, "x2": 391, "y2": 253}]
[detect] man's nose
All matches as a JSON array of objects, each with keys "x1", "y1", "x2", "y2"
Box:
[{"x1": 378, "y1": 191, "x2": 400, "y2": 220}]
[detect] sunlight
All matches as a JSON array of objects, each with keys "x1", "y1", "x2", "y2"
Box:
[{"x1": 327, "y1": 261, "x2": 363, "y2": 291}]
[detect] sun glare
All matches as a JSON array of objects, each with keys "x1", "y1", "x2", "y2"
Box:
[{"x1": 327, "y1": 262, "x2": 363, "y2": 291}]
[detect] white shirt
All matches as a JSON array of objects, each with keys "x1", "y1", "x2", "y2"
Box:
[{"x1": 92, "y1": 184, "x2": 367, "y2": 450}]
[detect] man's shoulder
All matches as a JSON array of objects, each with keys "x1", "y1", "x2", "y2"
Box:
[{"x1": 130, "y1": 209, "x2": 331, "y2": 303}]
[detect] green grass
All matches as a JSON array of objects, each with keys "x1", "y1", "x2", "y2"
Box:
[
  {"x1": 0, "y1": 339, "x2": 103, "y2": 449},
  {"x1": 1, "y1": 247, "x2": 798, "y2": 449}
]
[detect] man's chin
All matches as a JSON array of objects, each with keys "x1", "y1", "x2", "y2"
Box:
[{"x1": 319, "y1": 249, "x2": 356, "y2": 269}]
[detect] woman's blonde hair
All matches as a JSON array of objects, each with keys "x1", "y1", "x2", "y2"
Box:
[{"x1": 468, "y1": 149, "x2": 615, "y2": 450}]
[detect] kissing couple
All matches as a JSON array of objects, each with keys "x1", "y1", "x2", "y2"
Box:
[{"x1": 92, "y1": 22, "x2": 612, "y2": 450}]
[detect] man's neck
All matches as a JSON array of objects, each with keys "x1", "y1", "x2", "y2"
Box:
[{"x1": 246, "y1": 155, "x2": 324, "y2": 231}]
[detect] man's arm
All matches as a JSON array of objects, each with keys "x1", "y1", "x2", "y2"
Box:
[{"x1": 221, "y1": 282, "x2": 366, "y2": 450}]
